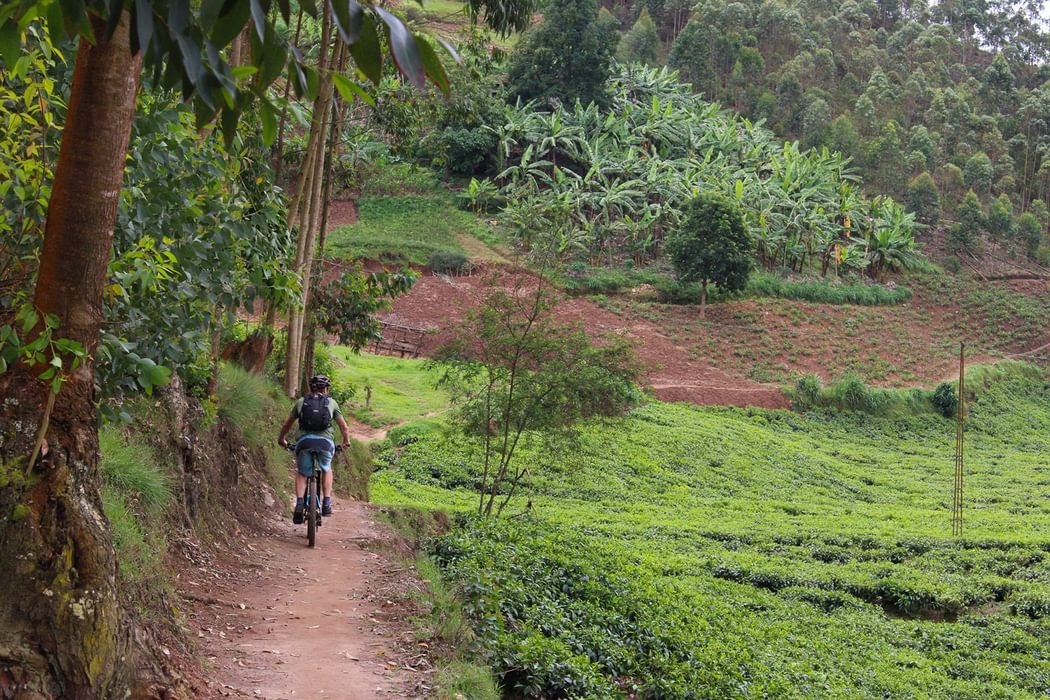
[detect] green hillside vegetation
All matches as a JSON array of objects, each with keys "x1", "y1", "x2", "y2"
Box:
[
  {"x1": 645, "y1": 0, "x2": 1050, "y2": 261},
  {"x1": 373, "y1": 363, "x2": 1050, "y2": 698}
]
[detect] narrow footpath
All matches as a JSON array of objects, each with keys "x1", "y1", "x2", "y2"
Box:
[{"x1": 178, "y1": 498, "x2": 434, "y2": 699}]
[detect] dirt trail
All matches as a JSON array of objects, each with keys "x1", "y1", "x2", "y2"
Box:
[{"x1": 180, "y1": 499, "x2": 432, "y2": 699}]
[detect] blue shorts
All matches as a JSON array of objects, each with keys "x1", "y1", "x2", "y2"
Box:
[{"x1": 294, "y1": 436, "x2": 334, "y2": 477}]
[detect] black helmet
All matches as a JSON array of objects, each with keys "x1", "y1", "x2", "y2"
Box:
[{"x1": 308, "y1": 374, "x2": 331, "y2": 391}]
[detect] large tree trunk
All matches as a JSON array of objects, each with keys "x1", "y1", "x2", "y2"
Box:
[{"x1": 0, "y1": 14, "x2": 141, "y2": 698}]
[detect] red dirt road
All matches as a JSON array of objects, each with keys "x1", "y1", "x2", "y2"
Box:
[{"x1": 180, "y1": 499, "x2": 432, "y2": 699}]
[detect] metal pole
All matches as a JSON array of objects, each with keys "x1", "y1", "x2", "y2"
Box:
[{"x1": 953, "y1": 342, "x2": 966, "y2": 536}]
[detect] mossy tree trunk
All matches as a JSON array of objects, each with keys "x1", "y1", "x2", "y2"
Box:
[{"x1": 0, "y1": 15, "x2": 141, "y2": 698}]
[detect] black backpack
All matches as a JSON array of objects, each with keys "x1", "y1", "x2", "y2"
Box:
[{"x1": 298, "y1": 393, "x2": 332, "y2": 432}]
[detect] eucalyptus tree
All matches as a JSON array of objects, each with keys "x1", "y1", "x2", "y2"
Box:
[{"x1": 0, "y1": 0, "x2": 530, "y2": 693}]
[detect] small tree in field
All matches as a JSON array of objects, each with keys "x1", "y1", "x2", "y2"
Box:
[
  {"x1": 666, "y1": 194, "x2": 753, "y2": 317},
  {"x1": 433, "y1": 279, "x2": 640, "y2": 517}
]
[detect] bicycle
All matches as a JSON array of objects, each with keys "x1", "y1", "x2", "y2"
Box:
[{"x1": 286, "y1": 443, "x2": 342, "y2": 548}]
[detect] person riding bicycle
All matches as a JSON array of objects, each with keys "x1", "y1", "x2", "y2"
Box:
[{"x1": 277, "y1": 374, "x2": 351, "y2": 524}]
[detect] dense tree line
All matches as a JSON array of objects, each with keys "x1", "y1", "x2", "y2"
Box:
[{"x1": 589, "y1": 0, "x2": 1050, "y2": 261}]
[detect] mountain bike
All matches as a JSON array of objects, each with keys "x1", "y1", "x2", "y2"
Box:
[{"x1": 286, "y1": 443, "x2": 342, "y2": 548}]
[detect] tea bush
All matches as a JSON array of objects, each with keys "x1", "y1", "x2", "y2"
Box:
[{"x1": 374, "y1": 367, "x2": 1050, "y2": 698}]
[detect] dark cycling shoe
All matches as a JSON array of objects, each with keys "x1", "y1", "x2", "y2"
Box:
[
  {"x1": 322, "y1": 502, "x2": 333, "y2": 516},
  {"x1": 292, "y1": 507, "x2": 305, "y2": 524}
]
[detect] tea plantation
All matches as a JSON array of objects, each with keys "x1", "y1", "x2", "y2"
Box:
[{"x1": 372, "y1": 365, "x2": 1050, "y2": 698}]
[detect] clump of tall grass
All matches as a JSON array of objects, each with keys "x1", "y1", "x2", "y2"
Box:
[
  {"x1": 790, "y1": 362, "x2": 1045, "y2": 418},
  {"x1": 747, "y1": 272, "x2": 912, "y2": 306},
  {"x1": 216, "y1": 362, "x2": 284, "y2": 450},
  {"x1": 100, "y1": 428, "x2": 171, "y2": 516},
  {"x1": 791, "y1": 372, "x2": 935, "y2": 417},
  {"x1": 99, "y1": 427, "x2": 171, "y2": 583}
]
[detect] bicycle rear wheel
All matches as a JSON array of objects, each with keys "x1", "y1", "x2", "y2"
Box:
[{"x1": 306, "y1": 474, "x2": 317, "y2": 547}]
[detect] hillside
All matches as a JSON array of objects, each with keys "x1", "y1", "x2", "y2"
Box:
[{"x1": 368, "y1": 363, "x2": 1050, "y2": 698}]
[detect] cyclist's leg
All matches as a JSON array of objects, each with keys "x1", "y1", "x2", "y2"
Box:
[{"x1": 292, "y1": 440, "x2": 315, "y2": 523}]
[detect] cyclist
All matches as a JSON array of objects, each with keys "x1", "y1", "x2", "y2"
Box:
[{"x1": 277, "y1": 374, "x2": 351, "y2": 523}]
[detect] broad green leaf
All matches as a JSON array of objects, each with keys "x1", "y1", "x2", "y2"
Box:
[
  {"x1": 0, "y1": 19, "x2": 20, "y2": 68},
  {"x1": 249, "y1": 0, "x2": 266, "y2": 40},
  {"x1": 259, "y1": 97, "x2": 276, "y2": 145},
  {"x1": 415, "y1": 34, "x2": 449, "y2": 93},
  {"x1": 254, "y1": 22, "x2": 287, "y2": 85},
  {"x1": 375, "y1": 7, "x2": 423, "y2": 89},
  {"x1": 332, "y1": 73, "x2": 375, "y2": 107},
  {"x1": 210, "y1": 0, "x2": 250, "y2": 48},
  {"x1": 434, "y1": 35, "x2": 461, "y2": 63},
  {"x1": 347, "y1": 12, "x2": 381, "y2": 84}
]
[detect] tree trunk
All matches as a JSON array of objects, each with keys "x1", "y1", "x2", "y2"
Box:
[
  {"x1": 700, "y1": 279, "x2": 708, "y2": 319},
  {"x1": 284, "y1": 11, "x2": 336, "y2": 397},
  {"x1": 0, "y1": 13, "x2": 141, "y2": 698}
]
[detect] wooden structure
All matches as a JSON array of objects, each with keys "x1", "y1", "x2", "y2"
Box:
[{"x1": 370, "y1": 319, "x2": 427, "y2": 358}]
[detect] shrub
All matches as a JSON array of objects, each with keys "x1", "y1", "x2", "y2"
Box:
[
  {"x1": 793, "y1": 374, "x2": 822, "y2": 410},
  {"x1": 932, "y1": 382, "x2": 958, "y2": 418},
  {"x1": 826, "y1": 373, "x2": 879, "y2": 412},
  {"x1": 654, "y1": 277, "x2": 701, "y2": 304},
  {"x1": 430, "y1": 250, "x2": 470, "y2": 275}
]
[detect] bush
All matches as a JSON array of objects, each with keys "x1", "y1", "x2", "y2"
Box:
[
  {"x1": 827, "y1": 373, "x2": 880, "y2": 412},
  {"x1": 654, "y1": 277, "x2": 701, "y2": 304},
  {"x1": 932, "y1": 382, "x2": 958, "y2": 418},
  {"x1": 429, "y1": 250, "x2": 470, "y2": 275},
  {"x1": 793, "y1": 374, "x2": 822, "y2": 410}
]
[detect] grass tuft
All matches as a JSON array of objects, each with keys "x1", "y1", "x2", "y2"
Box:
[
  {"x1": 216, "y1": 362, "x2": 284, "y2": 450},
  {"x1": 100, "y1": 428, "x2": 172, "y2": 515}
]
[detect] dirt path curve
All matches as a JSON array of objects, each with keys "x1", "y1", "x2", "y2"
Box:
[{"x1": 180, "y1": 499, "x2": 433, "y2": 699}]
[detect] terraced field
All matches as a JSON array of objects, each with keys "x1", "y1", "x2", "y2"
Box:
[{"x1": 371, "y1": 364, "x2": 1050, "y2": 698}]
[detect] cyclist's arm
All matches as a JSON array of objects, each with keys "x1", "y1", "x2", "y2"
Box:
[
  {"x1": 336, "y1": 415, "x2": 351, "y2": 448},
  {"x1": 277, "y1": 414, "x2": 297, "y2": 447}
]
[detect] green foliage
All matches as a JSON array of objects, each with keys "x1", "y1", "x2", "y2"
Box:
[
  {"x1": 432, "y1": 283, "x2": 641, "y2": 516},
  {"x1": 792, "y1": 373, "x2": 821, "y2": 409},
  {"x1": 616, "y1": 8, "x2": 660, "y2": 66},
  {"x1": 327, "y1": 194, "x2": 480, "y2": 265},
  {"x1": 435, "y1": 661, "x2": 501, "y2": 700},
  {"x1": 374, "y1": 368, "x2": 1050, "y2": 698},
  {"x1": 905, "y1": 172, "x2": 940, "y2": 227},
  {"x1": 99, "y1": 428, "x2": 172, "y2": 516},
  {"x1": 327, "y1": 348, "x2": 449, "y2": 429},
  {"x1": 963, "y1": 152, "x2": 994, "y2": 197},
  {"x1": 98, "y1": 95, "x2": 294, "y2": 400},
  {"x1": 932, "y1": 381, "x2": 958, "y2": 418},
  {"x1": 429, "y1": 250, "x2": 470, "y2": 274},
  {"x1": 790, "y1": 371, "x2": 944, "y2": 417},
  {"x1": 746, "y1": 272, "x2": 912, "y2": 306},
  {"x1": 215, "y1": 362, "x2": 284, "y2": 451},
  {"x1": 986, "y1": 193, "x2": 1015, "y2": 245},
  {"x1": 562, "y1": 265, "x2": 662, "y2": 295},
  {"x1": 652, "y1": 277, "x2": 700, "y2": 304},
  {"x1": 491, "y1": 65, "x2": 918, "y2": 278},
  {"x1": 506, "y1": 0, "x2": 615, "y2": 107},
  {"x1": 1016, "y1": 212, "x2": 1043, "y2": 260},
  {"x1": 99, "y1": 427, "x2": 170, "y2": 584},
  {"x1": 312, "y1": 263, "x2": 418, "y2": 349},
  {"x1": 666, "y1": 195, "x2": 752, "y2": 304},
  {"x1": 948, "y1": 190, "x2": 985, "y2": 253}
]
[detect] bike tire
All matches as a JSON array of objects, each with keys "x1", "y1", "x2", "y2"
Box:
[{"x1": 307, "y1": 475, "x2": 317, "y2": 548}]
